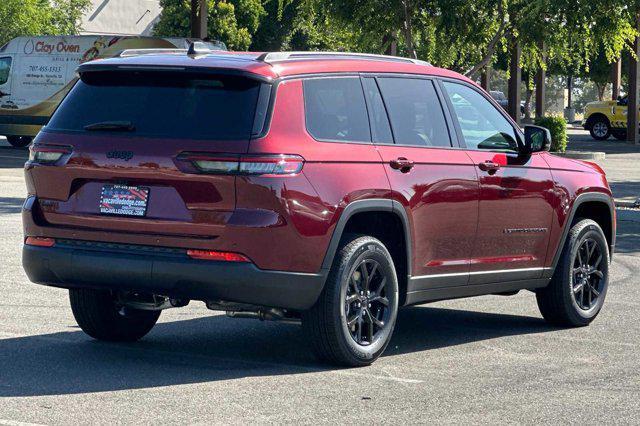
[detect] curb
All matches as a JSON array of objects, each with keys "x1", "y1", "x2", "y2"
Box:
[{"x1": 554, "y1": 151, "x2": 606, "y2": 161}]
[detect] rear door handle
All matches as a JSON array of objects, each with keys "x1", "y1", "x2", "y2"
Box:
[
  {"x1": 390, "y1": 157, "x2": 415, "y2": 172},
  {"x1": 478, "y1": 160, "x2": 501, "y2": 173}
]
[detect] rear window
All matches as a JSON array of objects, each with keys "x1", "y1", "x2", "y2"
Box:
[{"x1": 47, "y1": 71, "x2": 262, "y2": 140}]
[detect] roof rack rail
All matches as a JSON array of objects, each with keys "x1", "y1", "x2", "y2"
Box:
[
  {"x1": 118, "y1": 48, "x2": 187, "y2": 57},
  {"x1": 256, "y1": 51, "x2": 431, "y2": 66}
]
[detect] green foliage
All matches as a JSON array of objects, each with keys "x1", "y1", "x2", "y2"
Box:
[
  {"x1": 317, "y1": 0, "x2": 636, "y2": 81},
  {"x1": 250, "y1": 0, "x2": 361, "y2": 51},
  {"x1": 535, "y1": 116, "x2": 567, "y2": 153},
  {"x1": 230, "y1": 0, "x2": 265, "y2": 34},
  {"x1": 0, "y1": 0, "x2": 91, "y2": 47},
  {"x1": 2, "y1": 0, "x2": 626, "y2": 96},
  {"x1": 151, "y1": 0, "x2": 636, "y2": 83},
  {"x1": 153, "y1": 0, "x2": 265, "y2": 50}
]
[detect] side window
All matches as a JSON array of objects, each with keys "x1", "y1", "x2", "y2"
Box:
[
  {"x1": 377, "y1": 77, "x2": 451, "y2": 147},
  {"x1": 0, "y1": 57, "x2": 11, "y2": 86},
  {"x1": 303, "y1": 77, "x2": 371, "y2": 143},
  {"x1": 443, "y1": 82, "x2": 519, "y2": 152},
  {"x1": 361, "y1": 77, "x2": 393, "y2": 144}
]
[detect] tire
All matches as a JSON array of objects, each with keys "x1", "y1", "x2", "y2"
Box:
[
  {"x1": 536, "y1": 219, "x2": 609, "y2": 327},
  {"x1": 6, "y1": 136, "x2": 32, "y2": 147},
  {"x1": 302, "y1": 235, "x2": 399, "y2": 367},
  {"x1": 611, "y1": 130, "x2": 627, "y2": 141},
  {"x1": 69, "y1": 288, "x2": 161, "y2": 342},
  {"x1": 588, "y1": 117, "x2": 611, "y2": 140}
]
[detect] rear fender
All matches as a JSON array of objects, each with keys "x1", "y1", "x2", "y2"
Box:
[{"x1": 320, "y1": 199, "x2": 412, "y2": 276}]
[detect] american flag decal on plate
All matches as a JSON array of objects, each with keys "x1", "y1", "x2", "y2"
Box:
[{"x1": 99, "y1": 184, "x2": 149, "y2": 217}]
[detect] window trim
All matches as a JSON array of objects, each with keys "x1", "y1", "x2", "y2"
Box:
[
  {"x1": 437, "y1": 77, "x2": 524, "y2": 153},
  {"x1": 361, "y1": 76, "x2": 395, "y2": 145},
  {"x1": 302, "y1": 75, "x2": 373, "y2": 145},
  {"x1": 251, "y1": 82, "x2": 273, "y2": 137},
  {"x1": 370, "y1": 75, "x2": 456, "y2": 149}
]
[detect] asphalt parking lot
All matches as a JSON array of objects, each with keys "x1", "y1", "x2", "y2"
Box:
[{"x1": 0, "y1": 136, "x2": 639, "y2": 424}]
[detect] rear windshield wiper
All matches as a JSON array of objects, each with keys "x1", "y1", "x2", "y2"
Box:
[{"x1": 83, "y1": 121, "x2": 135, "y2": 132}]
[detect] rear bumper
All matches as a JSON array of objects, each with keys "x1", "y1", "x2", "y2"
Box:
[{"x1": 22, "y1": 242, "x2": 326, "y2": 310}]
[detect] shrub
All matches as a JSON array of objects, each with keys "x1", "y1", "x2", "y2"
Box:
[{"x1": 534, "y1": 116, "x2": 568, "y2": 153}]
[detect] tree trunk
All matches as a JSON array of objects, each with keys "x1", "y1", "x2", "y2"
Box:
[
  {"x1": 383, "y1": 32, "x2": 398, "y2": 56},
  {"x1": 190, "y1": 0, "x2": 207, "y2": 39},
  {"x1": 400, "y1": 0, "x2": 417, "y2": 59},
  {"x1": 525, "y1": 86, "x2": 533, "y2": 119},
  {"x1": 464, "y1": 3, "x2": 508, "y2": 79},
  {"x1": 611, "y1": 59, "x2": 621, "y2": 100},
  {"x1": 595, "y1": 83, "x2": 606, "y2": 101}
]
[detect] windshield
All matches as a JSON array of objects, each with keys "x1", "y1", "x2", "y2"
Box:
[{"x1": 47, "y1": 71, "x2": 261, "y2": 140}]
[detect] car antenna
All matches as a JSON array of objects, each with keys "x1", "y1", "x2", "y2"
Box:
[{"x1": 187, "y1": 41, "x2": 210, "y2": 57}]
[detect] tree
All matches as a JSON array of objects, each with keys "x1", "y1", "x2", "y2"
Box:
[
  {"x1": 583, "y1": 51, "x2": 615, "y2": 101},
  {"x1": 153, "y1": 0, "x2": 265, "y2": 50},
  {"x1": 0, "y1": 0, "x2": 91, "y2": 47},
  {"x1": 321, "y1": 0, "x2": 420, "y2": 55},
  {"x1": 249, "y1": 0, "x2": 361, "y2": 52},
  {"x1": 250, "y1": 0, "x2": 303, "y2": 51},
  {"x1": 319, "y1": 0, "x2": 636, "y2": 92}
]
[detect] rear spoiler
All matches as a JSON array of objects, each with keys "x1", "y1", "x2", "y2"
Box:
[{"x1": 76, "y1": 62, "x2": 273, "y2": 83}]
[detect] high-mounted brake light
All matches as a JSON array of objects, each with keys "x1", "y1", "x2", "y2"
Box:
[
  {"x1": 187, "y1": 249, "x2": 250, "y2": 262},
  {"x1": 179, "y1": 153, "x2": 304, "y2": 176},
  {"x1": 25, "y1": 237, "x2": 56, "y2": 247},
  {"x1": 29, "y1": 145, "x2": 72, "y2": 164}
]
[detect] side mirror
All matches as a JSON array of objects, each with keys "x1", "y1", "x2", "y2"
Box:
[{"x1": 523, "y1": 125, "x2": 551, "y2": 155}]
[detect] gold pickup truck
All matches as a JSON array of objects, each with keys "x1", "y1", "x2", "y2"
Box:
[{"x1": 582, "y1": 96, "x2": 636, "y2": 140}]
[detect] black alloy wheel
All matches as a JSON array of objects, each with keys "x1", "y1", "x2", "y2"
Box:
[
  {"x1": 343, "y1": 258, "x2": 391, "y2": 346},
  {"x1": 571, "y1": 238, "x2": 605, "y2": 311}
]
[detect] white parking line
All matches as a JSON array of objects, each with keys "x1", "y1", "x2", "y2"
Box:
[{"x1": 337, "y1": 371, "x2": 423, "y2": 384}]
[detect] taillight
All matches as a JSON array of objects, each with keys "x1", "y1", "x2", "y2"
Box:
[
  {"x1": 25, "y1": 237, "x2": 56, "y2": 247},
  {"x1": 29, "y1": 145, "x2": 72, "y2": 164},
  {"x1": 186, "y1": 249, "x2": 250, "y2": 262},
  {"x1": 179, "y1": 153, "x2": 304, "y2": 176},
  {"x1": 238, "y1": 155, "x2": 304, "y2": 175}
]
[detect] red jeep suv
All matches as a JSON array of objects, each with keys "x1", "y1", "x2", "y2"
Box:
[{"x1": 22, "y1": 46, "x2": 615, "y2": 366}]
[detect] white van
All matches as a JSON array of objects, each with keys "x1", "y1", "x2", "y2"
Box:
[{"x1": 0, "y1": 35, "x2": 225, "y2": 147}]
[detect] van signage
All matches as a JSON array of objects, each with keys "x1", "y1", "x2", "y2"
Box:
[{"x1": 24, "y1": 39, "x2": 80, "y2": 55}]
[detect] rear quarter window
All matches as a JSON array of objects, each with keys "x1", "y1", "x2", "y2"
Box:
[
  {"x1": 303, "y1": 77, "x2": 371, "y2": 143},
  {"x1": 47, "y1": 71, "x2": 262, "y2": 140}
]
